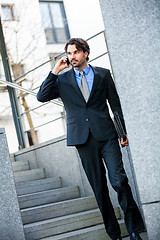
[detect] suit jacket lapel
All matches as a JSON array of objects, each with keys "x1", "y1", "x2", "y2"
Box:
[
  {"x1": 68, "y1": 68, "x2": 84, "y2": 101},
  {"x1": 88, "y1": 66, "x2": 100, "y2": 101},
  {"x1": 68, "y1": 66, "x2": 100, "y2": 103}
]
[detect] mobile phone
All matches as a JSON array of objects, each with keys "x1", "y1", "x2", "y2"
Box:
[{"x1": 66, "y1": 58, "x2": 70, "y2": 65}]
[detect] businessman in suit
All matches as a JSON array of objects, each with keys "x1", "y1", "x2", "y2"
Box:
[{"x1": 37, "y1": 38, "x2": 145, "y2": 240}]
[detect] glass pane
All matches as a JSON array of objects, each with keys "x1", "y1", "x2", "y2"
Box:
[
  {"x1": 1, "y1": 6, "x2": 13, "y2": 21},
  {"x1": 50, "y1": 3, "x2": 64, "y2": 28},
  {"x1": 55, "y1": 28, "x2": 67, "y2": 43},
  {"x1": 39, "y1": 3, "x2": 52, "y2": 29},
  {"x1": 45, "y1": 28, "x2": 55, "y2": 44}
]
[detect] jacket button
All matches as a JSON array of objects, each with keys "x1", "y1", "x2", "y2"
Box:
[{"x1": 86, "y1": 118, "x2": 88, "y2": 121}]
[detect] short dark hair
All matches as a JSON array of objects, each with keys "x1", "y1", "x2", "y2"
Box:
[{"x1": 64, "y1": 38, "x2": 90, "y2": 61}]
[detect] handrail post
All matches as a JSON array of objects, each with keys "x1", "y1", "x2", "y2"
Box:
[{"x1": 0, "y1": 17, "x2": 26, "y2": 149}]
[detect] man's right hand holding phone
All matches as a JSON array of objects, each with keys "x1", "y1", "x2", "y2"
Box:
[{"x1": 52, "y1": 56, "x2": 71, "y2": 75}]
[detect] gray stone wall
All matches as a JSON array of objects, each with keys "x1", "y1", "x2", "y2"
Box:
[
  {"x1": 99, "y1": 0, "x2": 160, "y2": 239},
  {"x1": 0, "y1": 128, "x2": 25, "y2": 240}
]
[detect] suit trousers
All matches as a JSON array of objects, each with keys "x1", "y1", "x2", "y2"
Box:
[{"x1": 76, "y1": 132, "x2": 144, "y2": 239}]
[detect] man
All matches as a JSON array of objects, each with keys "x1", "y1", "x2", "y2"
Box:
[{"x1": 37, "y1": 38, "x2": 145, "y2": 240}]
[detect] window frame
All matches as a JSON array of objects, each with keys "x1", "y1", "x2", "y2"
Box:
[
  {"x1": 1, "y1": 4, "x2": 15, "y2": 21},
  {"x1": 39, "y1": 0, "x2": 70, "y2": 44}
]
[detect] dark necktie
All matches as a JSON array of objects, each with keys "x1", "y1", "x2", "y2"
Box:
[{"x1": 80, "y1": 70, "x2": 90, "y2": 102}]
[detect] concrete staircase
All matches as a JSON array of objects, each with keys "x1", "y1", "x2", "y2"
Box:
[{"x1": 12, "y1": 158, "x2": 128, "y2": 240}]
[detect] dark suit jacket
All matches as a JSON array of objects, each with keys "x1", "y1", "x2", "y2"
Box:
[{"x1": 37, "y1": 65, "x2": 126, "y2": 146}]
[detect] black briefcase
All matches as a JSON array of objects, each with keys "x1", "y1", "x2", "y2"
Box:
[{"x1": 113, "y1": 111, "x2": 126, "y2": 143}]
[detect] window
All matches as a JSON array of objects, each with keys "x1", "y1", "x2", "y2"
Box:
[
  {"x1": 11, "y1": 64, "x2": 26, "y2": 84},
  {"x1": 39, "y1": 1, "x2": 70, "y2": 44},
  {"x1": 1, "y1": 4, "x2": 14, "y2": 21},
  {"x1": 11, "y1": 64, "x2": 25, "y2": 78}
]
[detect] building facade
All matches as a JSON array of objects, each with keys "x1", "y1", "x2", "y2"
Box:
[{"x1": 0, "y1": 0, "x2": 107, "y2": 152}]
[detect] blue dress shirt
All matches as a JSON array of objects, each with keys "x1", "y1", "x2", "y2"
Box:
[{"x1": 74, "y1": 65, "x2": 94, "y2": 93}]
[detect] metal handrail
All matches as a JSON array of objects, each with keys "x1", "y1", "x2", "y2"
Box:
[
  {"x1": 11, "y1": 30, "x2": 106, "y2": 83},
  {"x1": 21, "y1": 102, "x2": 49, "y2": 115},
  {"x1": 25, "y1": 116, "x2": 63, "y2": 132},
  {"x1": 89, "y1": 52, "x2": 108, "y2": 63},
  {"x1": 0, "y1": 79, "x2": 64, "y2": 107}
]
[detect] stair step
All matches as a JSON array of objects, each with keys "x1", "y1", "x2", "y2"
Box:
[
  {"x1": 21, "y1": 196, "x2": 121, "y2": 224},
  {"x1": 21, "y1": 196, "x2": 99, "y2": 224},
  {"x1": 41, "y1": 224, "x2": 107, "y2": 240},
  {"x1": 12, "y1": 160, "x2": 30, "y2": 172},
  {"x1": 14, "y1": 168, "x2": 45, "y2": 183},
  {"x1": 18, "y1": 186, "x2": 80, "y2": 209},
  {"x1": 41, "y1": 221, "x2": 128, "y2": 240},
  {"x1": 16, "y1": 177, "x2": 62, "y2": 195},
  {"x1": 24, "y1": 209, "x2": 104, "y2": 240}
]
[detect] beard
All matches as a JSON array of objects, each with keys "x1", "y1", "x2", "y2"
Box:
[{"x1": 71, "y1": 59, "x2": 86, "y2": 69}]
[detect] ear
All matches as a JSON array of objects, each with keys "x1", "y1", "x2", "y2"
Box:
[{"x1": 84, "y1": 51, "x2": 88, "y2": 59}]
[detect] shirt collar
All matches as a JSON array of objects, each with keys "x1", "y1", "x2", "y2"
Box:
[{"x1": 74, "y1": 64, "x2": 90, "y2": 76}]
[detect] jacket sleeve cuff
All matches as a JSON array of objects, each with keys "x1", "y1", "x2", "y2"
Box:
[{"x1": 51, "y1": 71, "x2": 58, "y2": 76}]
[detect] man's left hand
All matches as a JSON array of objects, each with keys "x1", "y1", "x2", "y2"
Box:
[{"x1": 121, "y1": 135, "x2": 129, "y2": 147}]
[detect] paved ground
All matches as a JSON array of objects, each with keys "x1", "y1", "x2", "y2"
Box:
[{"x1": 123, "y1": 232, "x2": 148, "y2": 240}]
